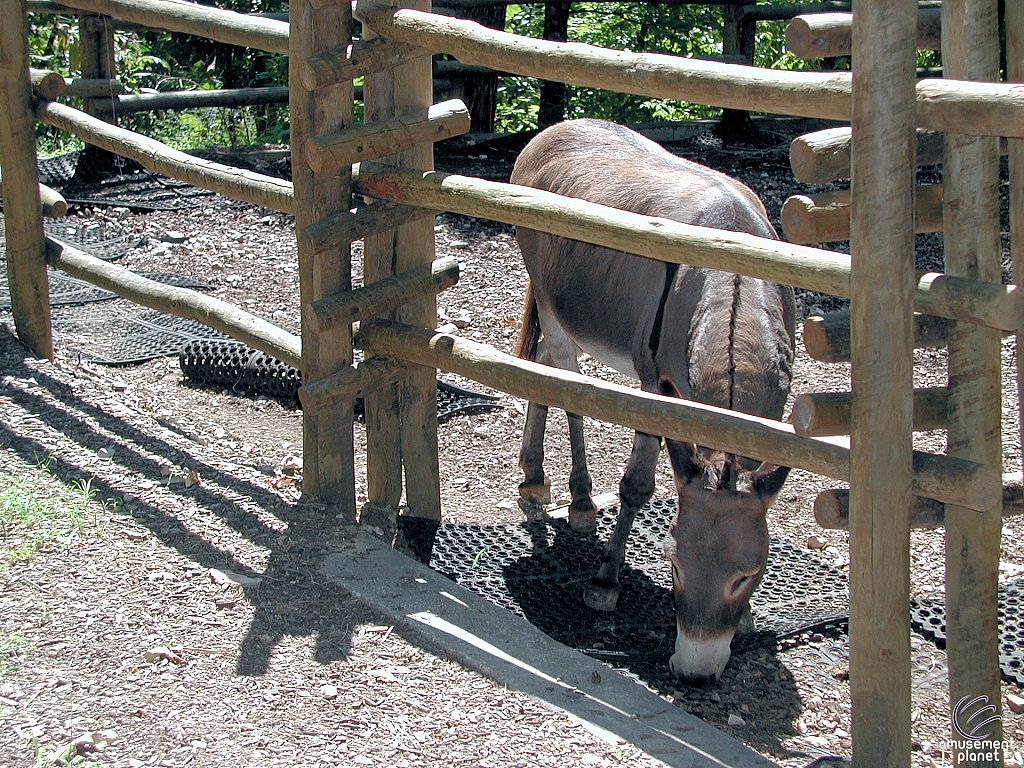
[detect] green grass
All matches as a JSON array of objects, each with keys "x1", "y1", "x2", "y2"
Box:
[
  {"x1": 0, "y1": 632, "x2": 31, "y2": 672},
  {"x1": 0, "y1": 457, "x2": 114, "y2": 563}
]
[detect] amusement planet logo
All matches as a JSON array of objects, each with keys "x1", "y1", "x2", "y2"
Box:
[{"x1": 948, "y1": 695, "x2": 1012, "y2": 764}]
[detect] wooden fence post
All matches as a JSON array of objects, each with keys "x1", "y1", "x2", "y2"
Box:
[
  {"x1": 537, "y1": 1, "x2": 570, "y2": 129},
  {"x1": 719, "y1": 2, "x2": 756, "y2": 135},
  {"x1": 1010, "y1": 0, "x2": 1024, "y2": 603},
  {"x1": 362, "y1": 0, "x2": 441, "y2": 520},
  {"x1": 942, "y1": 1, "x2": 1005, "y2": 763},
  {"x1": 0, "y1": 0, "x2": 53, "y2": 359},
  {"x1": 847, "y1": 0, "x2": 916, "y2": 763},
  {"x1": 290, "y1": 0, "x2": 357, "y2": 514}
]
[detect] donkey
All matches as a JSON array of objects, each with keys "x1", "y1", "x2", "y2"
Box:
[{"x1": 511, "y1": 119, "x2": 796, "y2": 685}]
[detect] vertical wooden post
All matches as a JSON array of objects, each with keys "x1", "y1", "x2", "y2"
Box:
[
  {"x1": 0, "y1": 0, "x2": 53, "y2": 359},
  {"x1": 1008, "y1": 0, "x2": 1024, "y2": 569},
  {"x1": 537, "y1": 1, "x2": 570, "y2": 129},
  {"x1": 848, "y1": 0, "x2": 916, "y2": 764},
  {"x1": 79, "y1": 14, "x2": 116, "y2": 120},
  {"x1": 942, "y1": 1, "x2": 1005, "y2": 763},
  {"x1": 719, "y1": 3, "x2": 755, "y2": 135},
  {"x1": 362, "y1": 0, "x2": 441, "y2": 520},
  {"x1": 291, "y1": 0, "x2": 357, "y2": 515}
]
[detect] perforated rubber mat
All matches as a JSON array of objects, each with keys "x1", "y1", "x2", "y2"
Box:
[
  {"x1": 0, "y1": 215, "x2": 142, "y2": 262},
  {"x1": 398, "y1": 499, "x2": 849, "y2": 672},
  {"x1": 0, "y1": 270, "x2": 209, "y2": 310},
  {"x1": 57, "y1": 308, "x2": 229, "y2": 364},
  {"x1": 911, "y1": 583, "x2": 1024, "y2": 685}
]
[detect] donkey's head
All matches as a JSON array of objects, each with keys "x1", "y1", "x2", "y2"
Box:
[{"x1": 662, "y1": 440, "x2": 789, "y2": 685}]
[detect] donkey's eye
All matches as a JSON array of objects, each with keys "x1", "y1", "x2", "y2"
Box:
[{"x1": 728, "y1": 574, "x2": 753, "y2": 598}]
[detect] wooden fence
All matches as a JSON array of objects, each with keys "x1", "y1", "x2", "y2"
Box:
[{"x1": 0, "y1": 0, "x2": 1016, "y2": 764}]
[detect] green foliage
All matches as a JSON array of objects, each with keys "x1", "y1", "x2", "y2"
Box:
[{"x1": 0, "y1": 465, "x2": 109, "y2": 563}]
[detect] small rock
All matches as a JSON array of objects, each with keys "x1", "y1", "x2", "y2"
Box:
[
  {"x1": 727, "y1": 713, "x2": 746, "y2": 727},
  {"x1": 209, "y1": 568, "x2": 263, "y2": 589},
  {"x1": 143, "y1": 646, "x2": 183, "y2": 664},
  {"x1": 450, "y1": 240, "x2": 470, "y2": 249},
  {"x1": 320, "y1": 684, "x2": 339, "y2": 700},
  {"x1": 159, "y1": 230, "x2": 188, "y2": 243},
  {"x1": 437, "y1": 322, "x2": 459, "y2": 334},
  {"x1": 452, "y1": 313, "x2": 471, "y2": 329},
  {"x1": 97, "y1": 446, "x2": 115, "y2": 459},
  {"x1": 1007, "y1": 693, "x2": 1024, "y2": 714},
  {"x1": 806, "y1": 534, "x2": 829, "y2": 550},
  {"x1": 281, "y1": 455, "x2": 303, "y2": 476},
  {"x1": 495, "y1": 500, "x2": 513, "y2": 510},
  {"x1": 111, "y1": 379, "x2": 129, "y2": 392}
]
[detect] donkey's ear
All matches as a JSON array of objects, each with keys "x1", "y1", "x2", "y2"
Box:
[
  {"x1": 752, "y1": 464, "x2": 790, "y2": 502},
  {"x1": 666, "y1": 440, "x2": 701, "y2": 481}
]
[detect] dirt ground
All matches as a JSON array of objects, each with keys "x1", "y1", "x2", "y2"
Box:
[{"x1": 2, "y1": 121, "x2": 1024, "y2": 767}]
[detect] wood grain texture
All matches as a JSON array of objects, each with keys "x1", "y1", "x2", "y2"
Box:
[
  {"x1": 942, "y1": 1, "x2": 1005, "y2": 761},
  {"x1": 291, "y1": 0, "x2": 356, "y2": 513},
  {"x1": 0, "y1": 0, "x2": 53, "y2": 358},
  {"x1": 847, "y1": 1, "x2": 916, "y2": 762},
  {"x1": 785, "y1": 9, "x2": 940, "y2": 60},
  {"x1": 803, "y1": 311, "x2": 954, "y2": 363}
]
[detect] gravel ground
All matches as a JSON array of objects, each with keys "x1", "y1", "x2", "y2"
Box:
[{"x1": 2, "y1": 121, "x2": 1024, "y2": 767}]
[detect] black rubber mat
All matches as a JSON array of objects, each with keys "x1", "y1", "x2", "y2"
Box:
[
  {"x1": 912, "y1": 583, "x2": 1024, "y2": 685},
  {"x1": 399, "y1": 498, "x2": 850, "y2": 671},
  {"x1": 0, "y1": 215, "x2": 142, "y2": 262},
  {"x1": 59, "y1": 308, "x2": 229, "y2": 365},
  {"x1": 178, "y1": 338, "x2": 504, "y2": 417},
  {"x1": 0, "y1": 269, "x2": 209, "y2": 309}
]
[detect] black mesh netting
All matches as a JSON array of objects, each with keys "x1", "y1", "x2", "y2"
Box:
[{"x1": 0, "y1": 214, "x2": 142, "y2": 262}]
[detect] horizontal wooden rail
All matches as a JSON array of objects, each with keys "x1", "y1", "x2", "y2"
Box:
[
  {"x1": 300, "y1": 38, "x2": 430, "y2": 92},
  {"x1": 64, "y1": 77, "x2": 125, "y2": 99},
  {"x1": 298, "y1": 355, "x2": 423, "y2": 411},
  {"x1": 355, "y1": 319, "x2": 1001, "y2": 512},
  {"x1": 45, "y1": 237, "x2": 301, "y2": 369},
  {"x1": 301, "y1": 200, "x2": 435, "y2": 254},
  {"x1": 351, "y1": 161, "x2": 1023, "y2": 331},
  {"x1": 35, "y1": 100, "x2": 295, "y2": 214},
  {"x1": 790, "y1": 127, "x2": 1007, "y2": 184},
  {"x1": 50, "y1": 0, "x2": 290, "y2": 54},
  {"x1": 30, "y1": 69, "x2": 66, "y2": 99},
  {"x1": 786, "y1": 9, "x2": 941, "y2": 60},
  {"x1": 792, "y1": 387, "x2": 948, "y2": 437},
  {"x1": 305, "y1": 256, "x2": 460, "y2": 335},
  {"x1": 305, "y1": 99, "x2": 470, "y2": 173},
  {"x1": 353, "y1": 1, "x2": 1024, "y2": 138},
  {"x1": 0, "y1": 168, "x2": 68, "y2": 218},
  {"x1": 93, "y1": 86, "x2": 289, "y2": 114},
  {"x1": 815, "y1": 476, "x2": 1023, "y2": 530},
  {"x1": 803, "y1": 310, "x2": 955, "y2": 363},
  {"x1": 781, "y1": 184, "x2": 944, "y2": 244}
]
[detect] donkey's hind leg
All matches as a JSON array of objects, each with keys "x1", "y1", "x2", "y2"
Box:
[{"x1": 584, "y1": 430, "x2": 660, "y2": 611}]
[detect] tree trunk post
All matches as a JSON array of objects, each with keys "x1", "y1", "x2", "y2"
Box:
[
  {"x1": 290, "y1": 0, "x2": 357, "y2": 514},
  {"x1": 0, "y1": 0, "x2": 53, "y2": 359},
  {"x1": 538, "y1": 1, "x2": 571, "y2": 128},
  {"x1": 362, "y1": 0, "x2": 441, "y2": 521},
  {"x1": 942, "y1": 1, "x2": 1005, "y2": 763},
  {"x1": 847, "y1": 0, "x2": 916, "y2": 763}
]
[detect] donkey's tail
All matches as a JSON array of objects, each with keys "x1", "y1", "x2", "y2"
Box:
[{"x1": 515, "y1": 278, "x2": 541, "y2": 361}]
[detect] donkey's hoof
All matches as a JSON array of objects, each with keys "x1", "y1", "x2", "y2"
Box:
[
  {"x1": 568, "y1": 502, "x2": 598, "y2": 533},
  {"x1": 584, "y1": 580, "x2": 620, "y2": 612},
  {"x1": 518, "y1": 496, "x2": 548, "y2": 522},
  {"x1": 518, "y1": 480, "x2": 552, "y2": 506}
]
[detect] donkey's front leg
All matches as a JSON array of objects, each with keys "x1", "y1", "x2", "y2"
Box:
[
  {"x1": 584, "y1": 431, "x2": 660, "y2": 611},
  {"x1": 566, "y1": 411, "x2": 597, "y2": 531}
]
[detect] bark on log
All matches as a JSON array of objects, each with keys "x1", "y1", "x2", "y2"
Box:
[
  {"x1": 304, "y1": 98, "x2": 470, "y2": 173},
  {"x1": 815, "y1": 476, "x2": 1024, "y2": 530},
  {"x1": 356, "y1": 318, "x2": 1002, "y2": 512},
  {"x1": 53, "y1": 0, "x2": 290, "y2": 54},
  {"x1": 93, "y1": 86, "x2": 288, "y2": 113},
  {"x1": 780, "y1": 184, "x2": 944, "y2": 244},
  {"x1": 298, "y1": 355, "x2": 423, "y2": 411},
  {"x1": 785, "y1": 9, "x2": 941, "y2": 60},
  {"x1": 30, "y1": 68, "x2": 66, "y2": 98},
  {"x1": 299, "y1": 38, "x2": 430, "y2": 92},
  {"x1": 351, "y1": 161, "x2": 1024, "y2": 331},
  {"x1": 301, "y1": 200, "x2": 435, "y2": 254},
  {"x1": 304, "y1": 256, "x2": 459, "y2": 335},
  {"x1": 803, "y1": 310, "x2": 955, "y2": 363},
  {"x1": 35, "y1": 100, "x2": 295, "y2": 213},
  {"x1": 0, "y1": 168, "x2": 69, "y2": 218},
  {"x1": 45, "y1": 237, "x2": 301, "y2": 368},
  {"x1": 0, "y1": 0, "x2": 53, "y2": 358},
  {"x1": 792, "y1": 387, "x2": 948, "y2": 437},
  {"x1": 63, "y1": 77, "x2": 124, "y2": 98},
  {"x1": 353, "y1": 1, "x2": 1024, "y2": 138}
]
